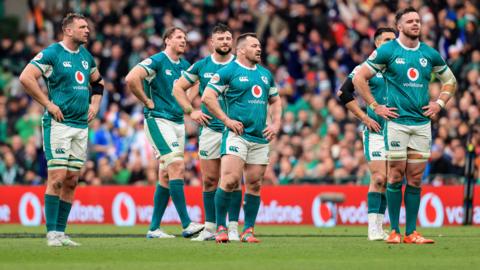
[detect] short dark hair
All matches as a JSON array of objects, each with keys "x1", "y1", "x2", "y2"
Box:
[
  {"x1": 162, "y1": 27, "x2": 186, "y2": 43},
  {"x1": 236, "y1": 33, "x2": 258, "y2": 47},
  {"x1": 211, "y1": 23, "x2": 231, "y2": 35},
  {"x1": 62, "y1": 13, "x2": 87, "y2": 31},
  {"x1": 373, "y1": 27, "x2": 396, "y2": 40},
  {"x1": 395, "y1": 7, "x2": 418, "y2": 25}
]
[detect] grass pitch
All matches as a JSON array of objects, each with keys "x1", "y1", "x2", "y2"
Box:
[{"x1": 0, "y1": 225, "x2": 479, "y2": 270}]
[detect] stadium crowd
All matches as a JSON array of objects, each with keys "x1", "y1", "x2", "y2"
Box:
[{"x1": 0, "y1": 0, "x2": 479, "y2": 186}]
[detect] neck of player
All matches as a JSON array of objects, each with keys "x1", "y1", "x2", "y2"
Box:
[
  {"x1": 237, "y1": 56, "x2": 255, "y2": 68},
  {"x1": 63, "y1": 38, "x2": 80, "y2": 51},
  {"x1": 165, "y1": 47, "x2": 180, "y2": 61},
  {"x1": 398, "y1": 34, "x2": 419, "y2": 48},
  {"x1": 212, "y1": 52, "x2": 232, "y2": 63}
]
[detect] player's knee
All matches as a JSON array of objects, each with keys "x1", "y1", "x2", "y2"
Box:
[
  {"x1": 371, "y1": 172, "x2": 387, "y2": 190},
  {"x1": 246, "y1": 178, "x2": 262, "y2": 193},
  {"x1": 167, "y1": 160, "x2": 185, "y2": 179},
  {"x1": 388, "y1": 168, "x2": 404, "y2": 183},
  {"x1": 64, "y1": 175, "x2": 78, "y2": 192},
  {"x1": 50, "y1": 180, "x2": 63, "y2": 192},
  {"x1": 203, "y1": 176, "x2": 218, "y2": 191}
]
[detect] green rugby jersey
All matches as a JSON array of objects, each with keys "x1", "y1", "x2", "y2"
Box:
[
  {"x1": 366, "y1": 39, "x2": 448, "y2": 126},
  {"x1": 30, "y1": 42, "x2": 97, "y2": 128},
  {"x1": 138, "y1": 51, "x2": 190, "y2": 123},
  {"x1": 182, "y1": 54, "x2": 235, "y2": 132},
  {"x1": 349, "y1": 64, "x2": 386, "y2": 134},
  {"x1": 207, "y1": 60, "x2": 279, "y2": 144}
]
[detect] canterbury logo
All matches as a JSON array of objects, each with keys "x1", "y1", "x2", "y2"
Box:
[
  {"x1": 390, "y1": 141, "x2": 401, "y2": 147},
  {"x1": 372, "y1": 151, "x2": 382, "y2": 157},
  {"x1": 55, "y1": 148, "x2": 66, "y2": 154},
  {"x1": 229, "y1": 146, "x2": 239, "y2": 152},
  {"x1": 239, "y1": 76, "x2": 249, "y2": 82},
  {"x1": 199, "y1": 150, "x2": 208, "y2": 156},
  {"x1": 171, "y1": 142, "x2": 179, "y2": 147}
]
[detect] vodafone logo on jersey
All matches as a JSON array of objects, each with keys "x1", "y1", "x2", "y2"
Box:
[
  {"x1": 75, "y1": 71, "x2": 85, "y2": 84},
  {"x1": 407, "y1": 68, "x2": 419, "y2": 81},
  {"x1": 112, "y1": 192, "x2": 136, "y2": 226},
  {"x1": 251, "y1": 85, "x2": 263, "y2": 98},
  {"x1": 18, "y1": 192, "x2": 42, "y2": 226},
  {"x1": 418, "y1": 192, "x2": 444, "y2": 227},
  {"x1": 312, "y1": 195, "x2": 337, "y2": 227}
]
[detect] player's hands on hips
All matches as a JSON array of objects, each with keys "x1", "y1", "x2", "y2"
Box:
[
  {"x1": 422, "y1": 101, "x2": 441, "y2": 119},
  {"x1": 225, "y1": 117, "x2": 244, "y2": 135},
  {"x1": 374, "y1": 105, "x2": 398, "y2": 120},
  {"x1": 46, "y1": 101, "x2": 64, "y2": 122},
  {"x1": 263, "y1": 122, "x2": 280, "y2": 141},
  {"x1": 362, "y1": 116, "x2": 381, "y2": 133},
  {"x1": 145, "y1": 99, "x2": 155, "y2": 110},
  {"x1": 190, "y1": 110, "x2": 212, "y2": 126},
  {"x1": 88, "y1": 104, "x2": 99, "y2": 122}
]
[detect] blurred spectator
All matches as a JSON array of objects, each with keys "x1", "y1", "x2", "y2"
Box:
[{"x1": 0, "y1": 0, "x2": 477, "y2": 185}]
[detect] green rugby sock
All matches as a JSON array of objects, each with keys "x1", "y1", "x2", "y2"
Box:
[
  {"x1": 367, "y1": 192, "x2": 382, "y2": 214},
  {"x1": 386, "y1": 182, "x2": 403, "y2": 233},
  {"x1": 243, "y1": 193, "x2": 261, "y2": 231},
  {"x1": 203, "y1": 190, "x2": 216, "y2": 224},
  {"x1": 149, "y1": 184, "x2": 170, "y2": 231},
  {"x1": 45, "y1": 194, "x2": 60, "y2": 232},
  {"x1": 214, "y1": 188, "x2": 231, "y2": 228},
  {"x1": 169, "y1": 180, "x2": 191, "y2": 229},
  {"x1": 380, "y1": 193, "x2": 387, "y2": 215},
  {"x1": 228, "y1": 190, "x2": 242, "y2": 222},
  {"x1": 405, "y1": 185, "x2": 421, "y2": 235},
  {"x1": 56, "y1": 200, "x2": 72, "y2": 232}
]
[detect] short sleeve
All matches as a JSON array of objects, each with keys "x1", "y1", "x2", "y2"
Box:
[
  {"x1": 89, "y1": 55, "x2": 97, "y2": 75},
  {"x1": 430, "y1": 49, "x2": 448, "y2": 75},
  {"x1": 138, "y1": 58, "x2": 158, "y2": 82},
  {"x1": 182, "y1": 61, "x2": 201, "y2": 84},
  {"x1": 365, "y1": 45, "x2": 392, "y2": 73},
  {"x1": 267, "y1": 72, "x2": 278, "y2": 98},
  {"x1": 30, "y1": 48, "x2": 56, "y2": 78},
  {"x1": 207, "y1": 68, "x2": 230, "y2": 94}
]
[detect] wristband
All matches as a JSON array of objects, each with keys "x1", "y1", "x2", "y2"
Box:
[
  {"x1": 436, "y1": 99, "x2": 446, "y2": 109},
  {"x1": 368, "y1": 101, "x2": 378, "y2": 110},
  {"x1": 184, "y1": 106, "x2": 193, "y2": 115}
]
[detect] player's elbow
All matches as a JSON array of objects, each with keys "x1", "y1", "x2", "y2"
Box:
[
  {"x1": 124, "y1": 73, "x2": 136, "y2": 89},
  {"x1": 19, "y1": 71, "x2": 32, "y2": 88}
]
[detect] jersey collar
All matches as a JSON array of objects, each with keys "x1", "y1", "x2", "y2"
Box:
[
  {"x1": 59, "y1": 41, "x2": 80, "y2": 53},
  {"x1": 395, "y1": 38, "x2": 420, "y2": 51},
  {"x1": 211, "y1": 54, "x2": 234, "y2": 65},
  {"x1": 235, "y1": 60, "x2": 257, "y2": 70},
  {"x1": 162, "y1": 51, "x2": 180, "y2": 64}
]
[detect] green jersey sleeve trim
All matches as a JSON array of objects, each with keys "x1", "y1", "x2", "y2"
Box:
[
  {"x1": 31, "y1": 61, "x2": 53, "y2": 78},
  {"x1": 182, "y1": 70, "x2": 198, "y2": 84},
  {"x1": 268, "y1": 86, "x2": 278, "y2": 97},
  {"x1": 207, "y1": 84, "x2": 223, "y2": 94},
  {"x1": 433, "y1": 65, "x2": 448, "y2": 75},
  {"x1": 365, "y1": 61, "x2": 381, "y2": 73}
]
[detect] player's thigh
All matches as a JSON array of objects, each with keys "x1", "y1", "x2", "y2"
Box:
[
  {"x1": 407, "y1": 122, "x2": 431, "y2": 162},
  {"x1": 220, "y1": 154, "x2": 245, "y2": 184},
  {"x1": 69, "y1": 127, "x2": 88, "y2": 172},
  {"x1": 199, "y1": 127, "x2": 222, "y2": 160},
  {"x1": 42, "y1": 118, "x2": 74, "y2": 170},
  {"x1": 144, "y1": 117, "x2": 184, "y2": 168},
  {"x1": 385, "y1": 121, "x2": 410, "y2": 162}
]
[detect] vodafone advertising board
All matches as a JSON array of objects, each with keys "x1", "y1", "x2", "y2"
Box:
[{"x1": 0, "y1": 186, "x2": 479, "y2": 226}]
